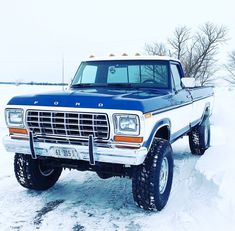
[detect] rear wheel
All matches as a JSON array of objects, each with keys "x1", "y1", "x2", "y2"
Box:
[
  {"x1": 14, "y1": 153, "x2": 62, "y2": 190},
  {"x1": 132, "y1": 138, "x2": 173, "y2": 211},
  {"x1": 189, "y1": 117, "x2": 211, "y2": 155}
]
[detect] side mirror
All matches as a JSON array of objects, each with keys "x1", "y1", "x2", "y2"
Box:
[{"x1": 181, "y1": 77, "x2": 196, "y2": 88}]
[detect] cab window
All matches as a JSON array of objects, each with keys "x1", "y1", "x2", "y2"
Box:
[{"x1": 171, "y1": 64, "x2": 182, "y2": 91}]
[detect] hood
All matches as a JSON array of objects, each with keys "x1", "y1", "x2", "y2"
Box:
[{"x1": 7, "y1": 87, "x2": 172, "y2": 113}]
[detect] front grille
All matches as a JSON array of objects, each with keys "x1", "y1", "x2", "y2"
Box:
[{"x1": 26, "y1": 110, "x2": 110, "y2": 140}]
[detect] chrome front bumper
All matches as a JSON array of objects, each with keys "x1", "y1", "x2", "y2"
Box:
[{"x1": 3, "y1": 135, "x2": 148, "y2": 165}]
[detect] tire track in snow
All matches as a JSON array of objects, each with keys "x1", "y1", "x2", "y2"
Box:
[
  {"x1": 49, "y1": 172, "x2": 144, "y2": 230},
  {"x1": 33, "y1": 199, "x2": 65, "y2": 228},
  {"x1": 72, "y1": 223, "x2": 85, "y2": 231}
]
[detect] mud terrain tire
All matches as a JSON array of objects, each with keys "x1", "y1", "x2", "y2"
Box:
[
  {"x1": 14, "y1": 153, "x2": 62, "y2": 190},
  {"x1": 132, "y1": 138, "x2": 173, "y2": 211}
]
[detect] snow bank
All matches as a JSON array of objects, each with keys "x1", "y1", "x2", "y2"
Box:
[{"x1": 196, "y1": 87, "x2": 235, "y2": 220}]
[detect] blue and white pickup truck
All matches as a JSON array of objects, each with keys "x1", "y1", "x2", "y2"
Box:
[{"x1": 3, "y1": 56, "x2": 213, "y2": 211}]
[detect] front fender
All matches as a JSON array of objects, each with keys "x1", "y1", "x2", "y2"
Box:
[{"x1": 143, "y1": 118, "x2": 171, "y2": 151}]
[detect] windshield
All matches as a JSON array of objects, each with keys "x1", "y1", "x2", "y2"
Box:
[{"x1": 71, "y1": 60, "x2": 170, "y2": 89}]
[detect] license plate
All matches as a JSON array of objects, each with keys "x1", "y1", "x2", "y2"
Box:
[{"x1": 49, "y1": 147, "x2": 79, "y2": 159}]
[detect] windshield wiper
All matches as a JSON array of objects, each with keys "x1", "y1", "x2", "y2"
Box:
[
  {"x1": 106, "y1": 83, "x2": 134, "y2": 87},
  {"x1": 71, "y1": 83, "x2": 134, "y2": 88},
  {"x1": 71, "y1": 83, "x2": 106, "y2": 88}
]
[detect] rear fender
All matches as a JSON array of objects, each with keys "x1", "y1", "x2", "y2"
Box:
[{"x1": 200, "y1": 103, "x2": 211, "y2": 125}]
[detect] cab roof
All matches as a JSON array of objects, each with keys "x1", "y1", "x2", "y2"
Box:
[{"x1": 83, "y1": 55, "x2": 180, "y2": 62}]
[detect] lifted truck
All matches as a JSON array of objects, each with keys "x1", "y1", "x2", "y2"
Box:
[{"x1": 3, "y1": 56, "x2": 213, "y2": 211}]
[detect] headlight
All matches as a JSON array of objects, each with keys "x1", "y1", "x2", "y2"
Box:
[
  {"x1": 113, "y1": 114, "x2": 140, "y2": 135},
  {"x1": 5, "y1": 109, "x2": 24, "y2": 127}
]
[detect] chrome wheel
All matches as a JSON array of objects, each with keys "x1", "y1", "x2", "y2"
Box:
[
  {"x1": 38, "y1": 161, "x2": 54, "y2": 177},
  {"x1": 159, "y1": 157, "x2": 169, "y2": 194}
]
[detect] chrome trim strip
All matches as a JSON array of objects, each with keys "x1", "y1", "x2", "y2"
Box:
[
  {"x1": 151, "y1": 94, "x2": 213, "y2": 115},
  {"x1": 192, "y1": 94, "x2": 214, "y2": 103},
  {"x1": 152, "y1": 102, "x2": 192, "y2": 115}
]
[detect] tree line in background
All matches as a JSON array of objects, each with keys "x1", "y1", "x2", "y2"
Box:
[
  {"x1": 0, "y1": 81, "x2": 67, "y2": 86},
  {"x1": 224, "y1": 51, "x2": 235, "y2": 85},
  {"x1": 145, "y1": 22, "x2": 235, "y2": 86}
]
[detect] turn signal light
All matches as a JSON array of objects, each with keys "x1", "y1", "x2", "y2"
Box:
[
  {"x1": 114, "y1": 135, "x2": 143, "y2": 143},
  {"x1": 144, "y1": 113, "x2": 152, "y2": 118},
  {"x1": 9, "y1": 128, "x2": 28, "y2": 135}
]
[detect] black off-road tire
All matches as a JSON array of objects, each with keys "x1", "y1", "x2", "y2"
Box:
[
  {"x1": 189, "y1": 117, "x2": 211, "y2": 155},
  {"x1": 14, "y1": 153, "x2": 62, "y2": 190},
  {"x1": 132, "y1": 138, "x2": 174, "y2": 211}
]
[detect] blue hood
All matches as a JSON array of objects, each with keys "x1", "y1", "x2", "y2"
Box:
[{"x1": 7, "y1": 88, "x2": 172, "y2": 113}]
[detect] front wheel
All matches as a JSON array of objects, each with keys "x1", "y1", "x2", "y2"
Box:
[
  {"x1": 132, "y1": 138, "x2": 174, "y2": 211},
  {"x1": 14, "y1": 153, "x2": 62, "y2": 190}
]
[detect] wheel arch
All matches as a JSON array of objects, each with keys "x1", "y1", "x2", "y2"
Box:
[
  {"x1": 155, "y1": 125, "x2": 170, "y2": 141},
  {"x1": 200, "y1": 103, "x2": 211, "y2": 125},
  {"x1": 143, "y1": 118, "x2": 171, "y2": 151}
]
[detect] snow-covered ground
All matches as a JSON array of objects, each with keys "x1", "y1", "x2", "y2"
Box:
[{"x1": 0, "y1": 85, "x2": 235, "y2": 231}]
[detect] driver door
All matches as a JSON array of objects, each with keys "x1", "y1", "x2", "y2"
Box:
[{"x1": 169, "y1": 62, "x2": 193, "y2": 141}]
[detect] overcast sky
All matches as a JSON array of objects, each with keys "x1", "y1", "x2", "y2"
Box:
[{"x1": 0, "y1": 0, "x2": 234, "y2": 83}]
